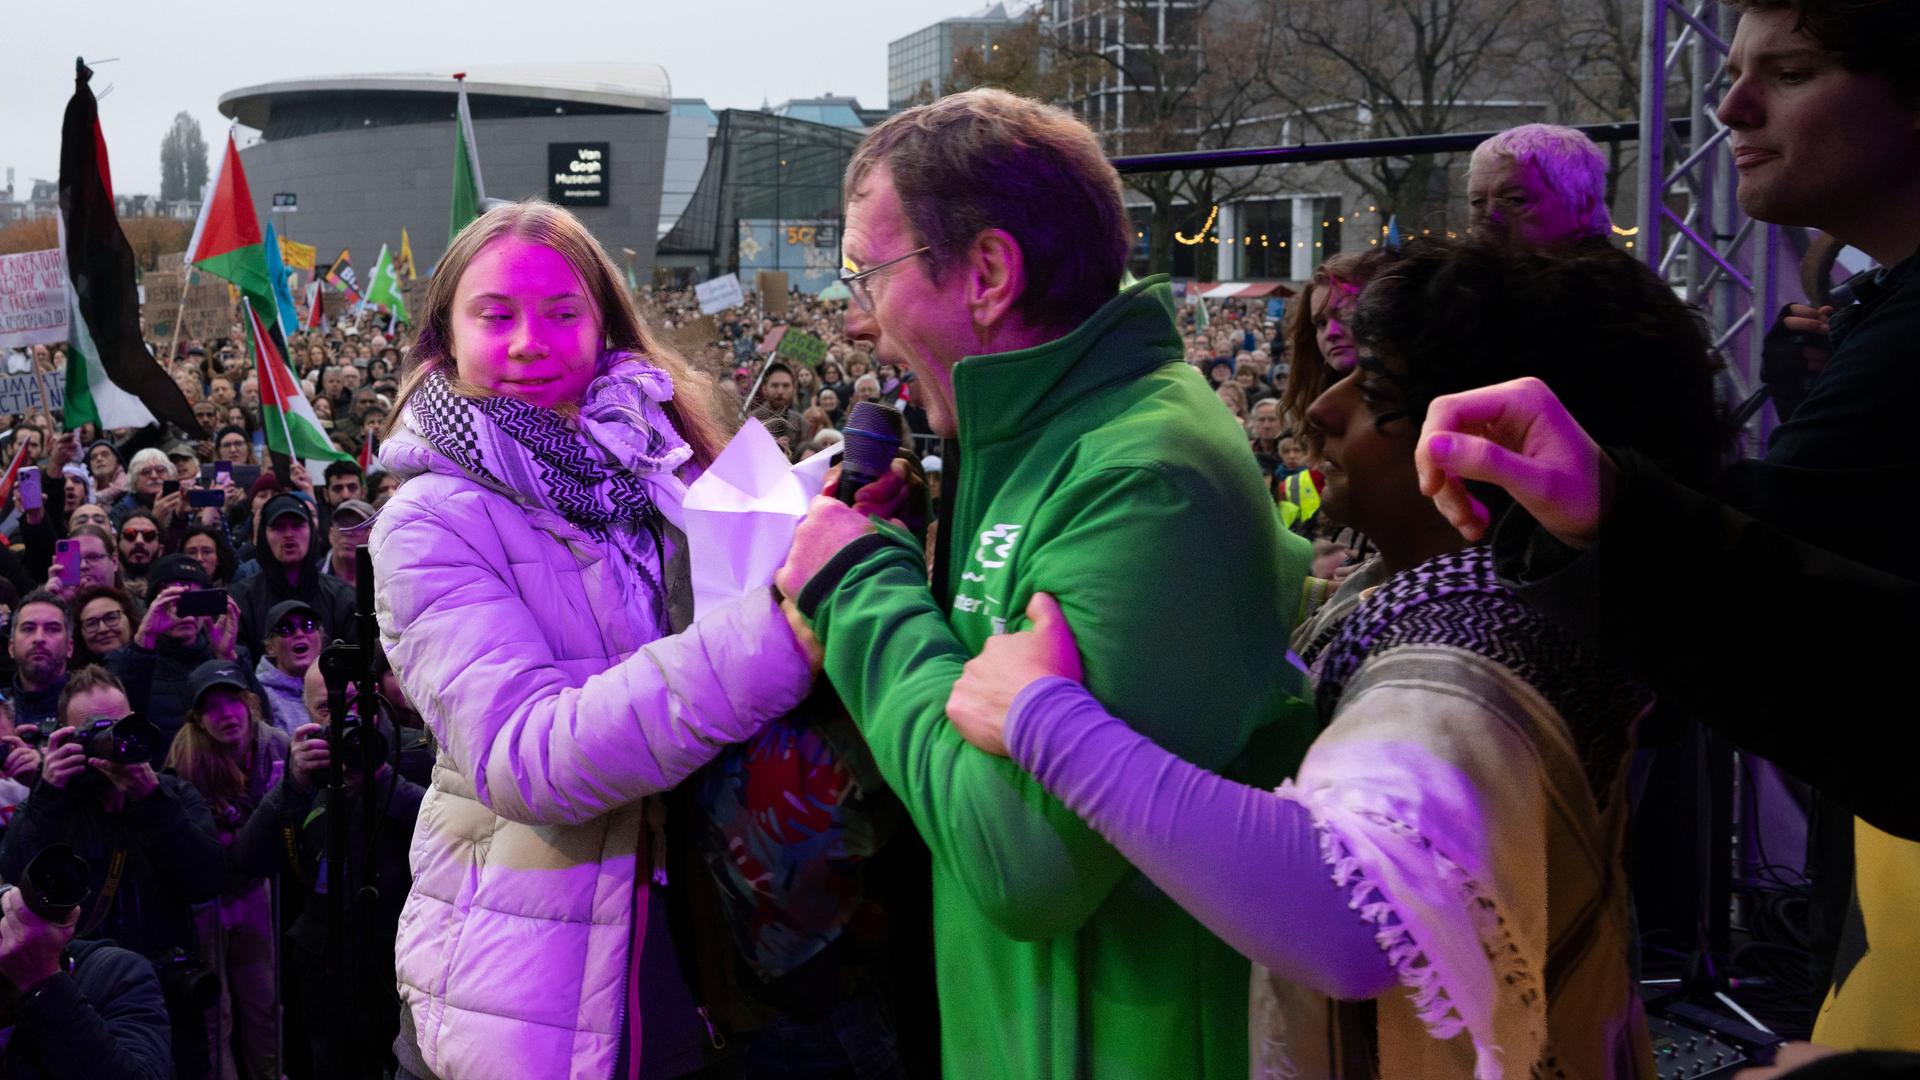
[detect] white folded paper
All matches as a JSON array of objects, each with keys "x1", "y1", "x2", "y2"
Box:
[{"x1": 682, "y1": 417, "x2": 838, "y2": 618}]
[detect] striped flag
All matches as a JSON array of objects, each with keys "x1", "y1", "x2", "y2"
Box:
[
  {"x1": 450, "y1": 73, "x2": 487, "y2": 243},
  {"x1": 0, "y1": 440, "x2": 33, "y2": 509},
  {"x1": 357, "y1": 427, "x2": 379, "y2": 472},
  {"x1": 57, "y1": 62, "x2": 197, "y2": 433},
  {"x1": 245, "y1": 298, "x2": 348, "y2": 483}
]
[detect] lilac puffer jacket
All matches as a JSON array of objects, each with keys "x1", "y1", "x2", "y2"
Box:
[{"x1": 371, "y1": 433, "x2": 812, "y2": 1080}]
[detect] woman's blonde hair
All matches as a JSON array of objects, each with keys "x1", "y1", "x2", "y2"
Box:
[
  {"x1": 165, "y1": 689, "x2": 266, "y2": 812},
  {"x1": 385, "y1": 201, "x2": 726, "y2": 464}
]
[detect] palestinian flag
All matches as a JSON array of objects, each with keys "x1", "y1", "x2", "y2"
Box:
[
  {"x1": 357, "y1": 427, "x2": 380, "y2": 472},
  {"x1": 185, "y1": 133, "x2": 273, "y2": 308},
  {"x1": 0, "y1": 440, "x2": 33, "y2": 509},
  {"x1": 57, "y1": 62, "x2": 197, "y2": 433},
  {"x1": 450, "y1": 73, "x2": 487, "y2": 243},
  {"x1": 246, "y1": 298, "x2": 348, "y2": 482},
  {"x1": 305, "y1": 280, "x2": 325, "y2": 330}
]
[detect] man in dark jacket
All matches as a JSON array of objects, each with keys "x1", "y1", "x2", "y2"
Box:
[
  {"x1": 105, "y1": 555, "x2": 263, "y2": 765},
  {"x1": 4, "y1": 594, "x2": 70, "y2": 735},
  {"x1": 0, "y1": 665, "x2": 224, "y2": 1078},
  {"x1": 231, "y1": 661, "x2": 421, "y2": 1079},
  {"x1": 0, "y1": 885, "x2": 172, "y2": 1080},
  {"x1": 230, "y1": 495, "x2": 354, "y2": 660}
]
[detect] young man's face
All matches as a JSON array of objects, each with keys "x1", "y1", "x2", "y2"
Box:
[
  {"x1": 326, "y1": 473, "x2": 362, "y2": 506},
  {"x1": 1719, "y1": 8, "x2": 1920, "y2": 243},
  {"x1": 763, "y1": 371, "x2": 795, "y2": 411}
]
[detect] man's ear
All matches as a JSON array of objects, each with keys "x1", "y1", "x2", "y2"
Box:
[{"x1": 967, "y1": 229, "x2": 1027, "y2": 330}]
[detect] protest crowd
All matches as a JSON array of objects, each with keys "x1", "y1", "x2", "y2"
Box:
[{"x1": 1, "y1": 1, "x2": 1916, "y2": 1077}]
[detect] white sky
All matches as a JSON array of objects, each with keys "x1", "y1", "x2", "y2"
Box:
[{"x1": 5, "y1": 0, "x2": 970, "y2": 198}]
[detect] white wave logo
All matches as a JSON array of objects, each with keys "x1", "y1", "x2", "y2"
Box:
[{"x1": 972, "y1": 523, "x2": 1022, "y2": 570}]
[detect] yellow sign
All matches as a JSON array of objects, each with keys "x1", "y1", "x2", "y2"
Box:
[{"x1": 279, "y1": 237, "x2": 317, "y2": 273}]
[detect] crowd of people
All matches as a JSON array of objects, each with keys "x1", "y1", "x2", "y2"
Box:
[{"x1": 0, "y1": 1, "x2": 1912, "y2": 1078}]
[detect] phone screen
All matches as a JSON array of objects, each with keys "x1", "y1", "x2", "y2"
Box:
[
  {"x1": 174, "y1": 589, "x2": 228, "y2": 619},
  {"x1": 52, "y1": 540, "x2": 80, "y2": 587}
]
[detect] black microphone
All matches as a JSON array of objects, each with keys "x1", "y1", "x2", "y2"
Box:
[{"x1": 838, "y1": 401, "x2": 903, "y2": 506}]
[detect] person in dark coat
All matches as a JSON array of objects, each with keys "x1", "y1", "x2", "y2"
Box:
[
  {"x1": 104, "y1": 556, "x2": 261, "y2": 767},
  {"x1": 229, "y1": 496, "x2": 354, "y2": 661},
  {"x1": 0, "y1": 891, "x2": 173, "y2": 1080}
]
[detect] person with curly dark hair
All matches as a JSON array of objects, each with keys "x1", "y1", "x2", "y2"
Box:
[{"x1": 942, "y1": 238, "x2": 1727, "y2": 1079}]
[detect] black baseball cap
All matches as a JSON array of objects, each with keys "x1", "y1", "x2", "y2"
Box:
[
  {"x1": 261, "y1": 494, "x2": 312, "y2": 527},
  {"x1": 266, "y1": 599, "x2": 322, "y2": 636},
  {"x1": 147, "y1": 553, "x2": 213, "y2": 594},
  {"x1": 187, "y1": 659, "x2": 249, "y2": 705}
]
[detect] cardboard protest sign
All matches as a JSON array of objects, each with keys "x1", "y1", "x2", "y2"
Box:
[
  {"x1": 775, "y1": 329, "x2": 827, "y2": 368},
  {"x1": 0, "y1": 250, "x2": 69, "y2": 349},
  {"x1": 695, "y1": 273, "x2": 744, "y2": 315},
  {"x1": 756, "y1": 271, "x2": 789, "y2": 317}
]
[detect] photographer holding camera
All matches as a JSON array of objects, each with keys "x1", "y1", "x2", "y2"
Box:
[
  {"x1": 0, "y1": 870, "x2": 172, "y2": 1079},
  {"x1": 229, "y1": 658, "x2": 421, "y2": 1079},
  {"x1": 0, "y1": 665, "x2": 226, "y2": 1079}
]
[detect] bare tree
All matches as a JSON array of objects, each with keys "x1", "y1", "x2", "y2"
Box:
[
  {"x1": 1045, "y1": 0, "x2": 1285, "y2": 275},
  {"x1": 1255, "y1": 0, "x2": 1551, "y2": 231},
  {"x1": 1532, "y1": 0, "x2": 1642, "y2": 211}
]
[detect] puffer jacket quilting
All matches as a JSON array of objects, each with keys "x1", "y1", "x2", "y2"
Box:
[{"x1": 371, "y1": 440, "x2": 814, "y2": 1080}]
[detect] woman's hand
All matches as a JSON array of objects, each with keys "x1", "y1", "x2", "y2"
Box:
[
  {"x1": 946, "y1": 593, "x2": 1084, "y2": 757},
  {"x1": 1415, "y1": 377, "x2": 1618, "y2": 548},
  {"x1": 134, "y1": 585, "x2": 187, "y2": 649},
  {"x1": 209, "y1": 595, "x2": 242, "y2": 661}
]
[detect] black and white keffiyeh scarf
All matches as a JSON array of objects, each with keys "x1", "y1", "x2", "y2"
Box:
[
  {"x1": 1302, "y1": 545, "x2": 1653, "y2": 806},
  {"x1": 403, "y1": 352, "x2": 693, "y2": 621}
]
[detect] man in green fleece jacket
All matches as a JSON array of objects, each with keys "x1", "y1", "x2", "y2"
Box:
[{"x1": 776, "y1": 88, "x2": 1317, "y2": 1078}]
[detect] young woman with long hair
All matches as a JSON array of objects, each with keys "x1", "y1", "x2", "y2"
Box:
[
  {"x1": 372, "y1": 200, "x2": 816, "y2": 1080},
  {"x1": 165, "y1": 660, "x2": 291, "y2": 1080}
]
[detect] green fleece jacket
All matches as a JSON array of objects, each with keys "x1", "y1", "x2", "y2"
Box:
[{"x1": 799, "y1": 277, "x2": 1317, "y2": 1079}]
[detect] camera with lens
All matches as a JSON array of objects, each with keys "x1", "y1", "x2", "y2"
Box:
[
  {"x1": 1, "y1": 844, "x2": 92, "y2": 926},
  {"x1": 81, "y1": 714, "x2": 162, "y2": 765},
  {"x1": 326, "y1": 709, "x2": 389, "y2": 775},
  {"x1": 157, "y1": 947, "x2": 218, "y2": 1014}
]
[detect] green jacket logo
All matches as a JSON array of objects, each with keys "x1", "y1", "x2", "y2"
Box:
[{"x1": 966, "y1": 523, "x2": 1023, "y2": 580}]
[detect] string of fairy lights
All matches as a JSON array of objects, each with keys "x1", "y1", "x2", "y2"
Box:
[{"x1": 1144, "y1": 205, "x2": 1643, "y2": 253}]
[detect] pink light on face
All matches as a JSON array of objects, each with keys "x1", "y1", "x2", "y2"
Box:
[{"x1": 449, "y1": 237, "x2": 604, "y2": 410}]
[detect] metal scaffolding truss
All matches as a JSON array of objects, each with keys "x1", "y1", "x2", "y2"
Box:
[{"x1": 1637, "y1": 0, "x2": 1786, "y2": 446}]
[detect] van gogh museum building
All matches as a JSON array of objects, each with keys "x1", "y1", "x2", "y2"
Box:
[{"x1": 218, "y1": 63, "x2": 878, "y2": 294}]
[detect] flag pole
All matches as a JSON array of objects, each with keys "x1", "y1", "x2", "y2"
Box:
[{"x1": 164, "y1": 270, "x2": 191, "y2": 368}]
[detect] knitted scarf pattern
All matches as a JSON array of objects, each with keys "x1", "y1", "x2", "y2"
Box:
[
  {"x1": 1302, "y1": 545, "x2": 1651, "y2": 808},
  {"x1": 405, "y1": 353, "x2": 693, "y2": 623}
]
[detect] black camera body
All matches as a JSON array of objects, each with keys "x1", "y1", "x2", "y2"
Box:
[
  {"x1": 81, "y1": 715, "x2": 162, "y2": 765},
  {"x1": 324, "y1": 712, "x2": 389, "y2": 774}
]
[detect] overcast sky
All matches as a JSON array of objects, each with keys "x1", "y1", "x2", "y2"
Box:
[{"x1": 6, "y1": 0, "x2": 976, "y2": 199}]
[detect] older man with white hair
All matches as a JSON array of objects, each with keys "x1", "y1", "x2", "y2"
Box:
[{"x1": 1467, "y1": 123, "x2": 1614, "y2": 251}]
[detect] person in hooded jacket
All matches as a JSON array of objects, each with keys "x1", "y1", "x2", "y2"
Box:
[{"x1": 228, "y1": 496, "x2": 353, "y2": 662}]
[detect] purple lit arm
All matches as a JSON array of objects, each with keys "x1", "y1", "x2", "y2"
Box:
[{"x1": 1005, "y1": 677, "x2": 1395, "y2": 1001}]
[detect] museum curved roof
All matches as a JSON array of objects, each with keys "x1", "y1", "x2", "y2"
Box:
[{"x1": 219, "y1": 62, "x2": 673, "y2": 130}]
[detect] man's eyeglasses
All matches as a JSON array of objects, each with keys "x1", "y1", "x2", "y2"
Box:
[
  {"x1": 839, "y1": 246, "x2": 932, "y2": 314},
  {"x1": 136, "y1": 466, "x2": 171, "y2": 479},
  {"x1": 272, "y1": 617, "x2": 320, "y2": 637},
  {"x1": 81, "y1": 610, "x2": 125, "y2": 632},
  {"x1": 121, "y1": 528, "x2": 159, "y2": 543}
]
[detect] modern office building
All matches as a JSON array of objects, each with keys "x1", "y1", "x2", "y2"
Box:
[
  {"x1": 656, "y1": 109, "x2": 864, "y2": 292},
  {"x1": 218, "y1": 63, "x2": 673, "y2": 276},
  {"x1": 887, "y1": 3, "x2": 1022, "y2": 108}
]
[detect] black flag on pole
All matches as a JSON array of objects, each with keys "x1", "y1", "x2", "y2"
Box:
[{"x1": 60, "y1": 58, "x2": 202, "y2": 435}]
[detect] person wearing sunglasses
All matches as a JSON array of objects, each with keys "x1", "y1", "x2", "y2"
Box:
[
  {"x1": 253, "y1": 600, "x2": 322, "y2": 738},
  {"x1": 114, "y1": 513, "x2": 163, "y2": 601}
]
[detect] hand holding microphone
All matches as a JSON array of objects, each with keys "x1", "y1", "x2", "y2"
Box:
[{"x1": 833, "y1": 402, "x2": 923, "y2": 525}]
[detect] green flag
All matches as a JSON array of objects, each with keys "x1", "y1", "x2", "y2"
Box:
[
  {"x1": 366, "y1": 243, "x2": 410, "y2": 323},
  {"x1": 451, "y1": 76, "x2": 487, "y2": 243}
]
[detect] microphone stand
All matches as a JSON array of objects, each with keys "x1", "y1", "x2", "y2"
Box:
[{"x1": 316, "y1": 544, "x2": 379, "y2": 1073}]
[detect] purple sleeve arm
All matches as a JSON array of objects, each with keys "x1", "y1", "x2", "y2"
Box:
[{"x1": 1005, "y1": 677, "x2": 1397, "y2": 1001}]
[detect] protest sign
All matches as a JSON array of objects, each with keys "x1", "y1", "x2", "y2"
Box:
[
  {"x1": 142, "y1": 267, "x2": 235, "y2": 342},
  {"x1": 0, "y1": 371, "x2": 65, "y2": 414},
  {"x1": 695, "y1": 273, "x2": 744, "y2": 315},
  {"x1": 756, "y1": 271, "x2": 789, "y2": 317},
  {"x1": 0, "y1": 249, "x2": 69, "y2": 350},
  {"x1": 669, "y1": 314, "x2": 719, "y2": 357},
  {"x1": 775, "y1": 329, "x2": 827, "y2": 368}
]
